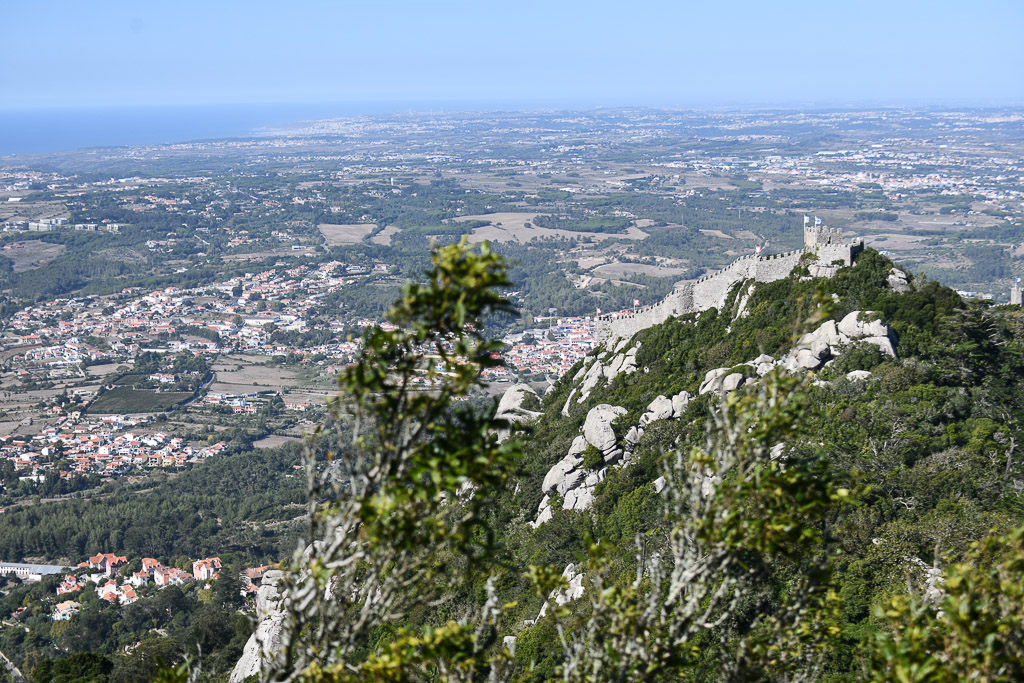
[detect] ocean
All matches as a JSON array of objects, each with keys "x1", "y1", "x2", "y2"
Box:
[{"x1": 0, "y1": 101, "x2": 480, "y2": 157}]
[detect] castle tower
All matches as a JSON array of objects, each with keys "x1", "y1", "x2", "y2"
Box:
[
  {"x1": 802, "y1": 216, "x2": 862, "y2": 267},
  {"x1": 1012, "y1": 279, "x2": 1023, "y2": 306},
  {"x1": 803, "y1": 224, "x2": 817, "y2": 251}
]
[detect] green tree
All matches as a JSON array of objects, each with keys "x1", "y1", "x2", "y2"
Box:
[
  {"x1": 213, "y1": 560, "x2": 244, "y2": 609},
  {"x1": 268, "y1": 239, "x2": 520, "y2": 680},
  {"x1": 32, "y1": 652, "x2": 113, "y2": 683},
  {"x1": 870, "y1": 527, "x2": 1024, "y2": 682}
]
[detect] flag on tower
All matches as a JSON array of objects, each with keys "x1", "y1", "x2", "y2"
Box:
[
  {"x1": 803, "y1": 215, "x2": 810, "y2": 225},
  {"x1": 596, "y1": 307, "x2": 602, "y2": 315},
  {"x1": 633, "y1": 299, "x2": 640, "y2": 307},
  {"x1": 814, "y1": 216, "x2": 822, "y2": 226},
  {"x1": 1017, "y1": 277, "x2": 1021, "y2": 284}
]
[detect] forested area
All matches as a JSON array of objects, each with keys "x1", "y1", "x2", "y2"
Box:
[{"x1": 0, "y1": 443, "x2": 305, "y2": 562}]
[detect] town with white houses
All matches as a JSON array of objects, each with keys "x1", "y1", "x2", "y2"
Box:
[{"x1": 33, "y1": 552, "x2": 276, "y2": 622}]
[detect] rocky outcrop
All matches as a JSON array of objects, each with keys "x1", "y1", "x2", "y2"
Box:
[
  {"x1": 699, "y1": 368, "x2": 729, "y2": 395},
  {"x1": 639, "y1": 395, "x2": 673, "y2": 426},
  {"x1": 699, "y1": 367, "x2": 746, "y2": 396},
  {"x1": 752, "y1": 354, "x2": 775, "y2": 376},
  {"x1": 538, "y1": 563, "x2": 585, "y2": 618},
  {"x1": 671, "y1": 391, "x2": 691, "y2": 416},
  {"x1": 721, "y1": 372, "x2": 745, "y2": 393},
  {"x1": 495, "y1": 384, "x2": 541, "y2": 443},
  {"x1": 780, "y1": 311, "x2": 897, "y2": 373},
  {"x1": 535, "y1": 391, "x2": 697, "y2": 527},
  {"x1": 583, "y1": 404, "x2": 627, "y2": 457},
  {"x1": 230, "y1": 570, "x2": 286, "y2": 683},
  {"x1": 541, "y1": 305, "x2": 896, "y2": 529},
  {"x1": 570, "y1": 344, "x2": 640, "y2": 406},
  {"x1": 541, "y1": 436, "x2": 587, "y2": 495},
  {"x1": 733, "y1": 283, "x2": 756, "y2": 319},
  {"x1": 888, "y1": 267, "x2": 910, "y2": 293},
  {"x1": 533, "y1": 405, "x2": 626, "y2": 526},
  {"x1": 688, "y1": 312, "x2": 895, "y2": 399},
  {"x1": 907, "y1": 556, "x2": 944, "y2": 607},
  {"x1": 532, "y1": 495, "x2": 554, "y2": 528}
]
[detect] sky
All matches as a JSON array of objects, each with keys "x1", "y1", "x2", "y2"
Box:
[{"x1": 3, "y1": 0, "x2": 1023, "y2": 110}]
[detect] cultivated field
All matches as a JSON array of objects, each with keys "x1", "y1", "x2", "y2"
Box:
[
  {"x1": 2, "y1": 240, "x2": 66, "y2": 271},
  {"x1": 698, "y1": 229, "x2": 733, "y2": 239},
  {"x1": 210, "y1": 357, "x2": 298, "y2": 394},
  {"x1": 319, "y1": 223, "x2": 376, "y2": 246},
  {"x1": 592, "y1": 262, "x2": 690, "y2": 278},
  {"x1": 370, "y1": 225, "x2": 400, "y2": 245},
  {"x1": 87, "y1": 387, "x2": 193, "y2": 414},
  {"x1": 86, "y1": 363, "x2": 121, "y2": 378},
  {"x1": 455, "y1": 213, "x2": 649, "y2": 244},
  {"x1": 252, "y1": 434, "x2": 301, "y2": 449},
  {"x1": 223, "y1": 247, "x2": 314, "y2": 262}
]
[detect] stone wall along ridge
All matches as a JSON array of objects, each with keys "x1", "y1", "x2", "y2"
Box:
[{"x1": 596, "y1": 233, "x2": 862, "y2": 344}]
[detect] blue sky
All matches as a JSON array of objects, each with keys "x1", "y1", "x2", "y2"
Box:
[{"x1": 3, "y1": 0, "x2": 1022, "y2": 109}]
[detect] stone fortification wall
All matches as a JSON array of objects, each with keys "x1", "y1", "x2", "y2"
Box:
[
  {"x1": 690, "y1": 250, "x2": 804, "y2": 310},
  {"x1": 818, "y1": 241, "x2": 863, "y2": 267},
  {"x1": 597, "y1": 288, "x2": 694, "y2": 343},
  {"x1": 754, "y1": 250, "x2": 806, "y2": 281},
  {"x1": 597, "y1": 249, "x2": 804, "y2": 343},
  {"x1": 804, "y1": 225, "x2": 845, "y2": 248},
  {"x1": 595, "y1": 243, "x2": 864, "y2": 343},
  {"x1": 596, "y1": 219, "x2": 864, "y2": 344}
]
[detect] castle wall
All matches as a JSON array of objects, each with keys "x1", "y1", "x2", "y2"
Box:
[
  {"x1": 817, "y1": 241, "x2": 863, "y2": 267},
  {"x1": 598, "y1": 287, "x2": 694, "y2": 342},
  {"x1": 754, "y1": 250, "x2": 805, "y2": 282},
  {"x1": 596, "y1": 241, "x2": 856, "y2": 344}
]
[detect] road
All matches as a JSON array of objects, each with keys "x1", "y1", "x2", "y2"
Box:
[{"x1": 0, "y1": 646, "x2": 24, "y2": 682}]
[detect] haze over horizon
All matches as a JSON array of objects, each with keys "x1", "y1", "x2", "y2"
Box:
[{"x1": 4, "y1": 0, "x2": 1023, "y2": 112}]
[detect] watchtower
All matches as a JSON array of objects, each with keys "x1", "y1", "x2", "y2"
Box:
[
  {"x1": 802, "y1": 217, "x2": 863, "y2": 267},
  {"x1": 804, "y1": 223, "x2": 845, "y2": 251}
]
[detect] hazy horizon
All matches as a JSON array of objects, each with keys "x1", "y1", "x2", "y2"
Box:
[
  {"x1": 3, "y1": 99, "x2": 1022, "y2": 158},
  {"x1": 4, "y1": 1, "x2": 1022, "y2": 111}
]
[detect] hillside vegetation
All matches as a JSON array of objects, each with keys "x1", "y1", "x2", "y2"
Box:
[{"x1": 19, "y1": 244, "x2": 1024, "y2": 682}]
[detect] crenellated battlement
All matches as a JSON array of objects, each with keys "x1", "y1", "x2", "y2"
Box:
[
  {"x1": 804, "y1": 224, "x2": 845, "y2": 249},
  {"x1": 595, "y1": 220, "x2": 863, "y2": 343}
]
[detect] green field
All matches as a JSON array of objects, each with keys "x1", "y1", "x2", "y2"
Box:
[{"x1": 86, "y1": 387, "x2": 193, "y2": 414}]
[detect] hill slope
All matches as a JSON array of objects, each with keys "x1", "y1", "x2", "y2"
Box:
[{"x1": 471, "y1": 247, "x2": 1024, "y2": 678}]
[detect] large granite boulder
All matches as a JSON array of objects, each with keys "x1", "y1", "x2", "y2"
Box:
[
  {"x1": 563, "y1": 485, "x2": 595, "y2": 511},
  {"x1": 531, "y1": 495, "x2": 553, "y2": 528},
  {"x1": 720, "y1": 372, "x2": 745, "y2": 393},
  {"x1": 639, "y1": 395, "x2": 674, "y2": 426},
  {"x1": 496, "y1": 383, "x2": 539, "y2": 418},
  {"x1": 541, "y1": 436, "x2": 587, "y2": 494},
  {"x1": 699, "y1": 367, "x2": 730, "y2": 395},
  {"x1": 577, "y1": 361, "x2": 605, "y2": 402},
  {"x1": 583, "y1": 405, "x2": 626, "y2": 453},
  {"x1": 888, "y1": 268, "x2": 910, "y2": 293},
  {"x1": 495, "y1": 384, "x2": 541, "y2": 442},
  {"x1": 542, "y1": 452, "x2": 585, "y2": 495},
  {"x1": 671, "y1": 391, "x2": 691, "y2": 417},
  {"x1": 864, "y1": 335, "x2": 896, "y2": 357}
]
